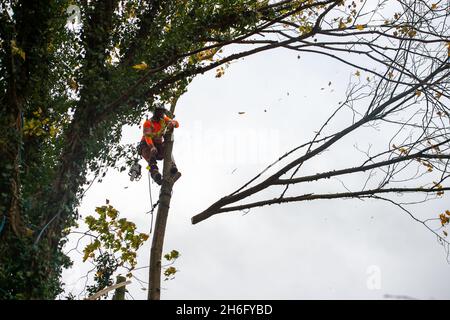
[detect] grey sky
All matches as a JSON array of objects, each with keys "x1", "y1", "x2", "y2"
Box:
[{"x1": 61, "y1": 30, "x2": 450, "y2": 300}]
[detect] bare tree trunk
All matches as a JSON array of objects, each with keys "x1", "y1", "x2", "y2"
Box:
[{"x1": 147, "y1": 130, "x2": 176, "y2": 300}]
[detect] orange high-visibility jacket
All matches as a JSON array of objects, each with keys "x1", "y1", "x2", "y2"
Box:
[{"x1": 142, "y1": 115, "x2": 179, "y2": 146}]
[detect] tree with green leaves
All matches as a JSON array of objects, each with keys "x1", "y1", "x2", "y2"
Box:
[{"x1": 0, "y1": 0, "x2": 449, "y2": 299}]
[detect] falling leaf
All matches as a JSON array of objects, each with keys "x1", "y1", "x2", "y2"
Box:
[
  {"x1": 132, "y1": 62, "x2": 148, "y2": 70},
  {"x1": 215, "y1": 67, "x2": 225, "y2": 78},
  {"x1": 328, "y1": 81, "x2": 332, "y2": 86}
]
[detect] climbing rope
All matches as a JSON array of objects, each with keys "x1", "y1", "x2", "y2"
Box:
[{"x1": 146, "y1": 170, "x2": 159, "y2": 234}]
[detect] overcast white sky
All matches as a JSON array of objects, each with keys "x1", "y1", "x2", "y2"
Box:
[{"x1": 61, "y1": 28, "x2": 450, "y2": 300}]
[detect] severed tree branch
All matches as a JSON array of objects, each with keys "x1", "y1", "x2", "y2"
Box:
[
  {"x1": 192, "y1": 60, "x2": 450, "y2": 224},
  {"x1": 197, "y1": 187, "x2": 450, "y2": 217}
]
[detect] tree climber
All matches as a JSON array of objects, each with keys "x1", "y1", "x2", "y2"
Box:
[{"x1": 137, "y1": 106, "x2": 180, "y2": 185}]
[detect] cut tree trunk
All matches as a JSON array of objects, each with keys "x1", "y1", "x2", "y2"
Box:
[{"x1": 147, "y1": 129, "x2": 177, "y2": 300}]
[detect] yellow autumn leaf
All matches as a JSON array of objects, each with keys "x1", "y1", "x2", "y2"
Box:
[
  {"x1": 25, "y1": 227, "x2": 34, "y2": 237},
  {"x1": 18, "y1": 50, "x2": 26, "y2": 60},
  {"x1": 68, "y1": 78, "x2": 78, "y2": 91},
  {"x1": 195, "y1": 47, "x2": 220, "y2": 62},
  {"x1": 431, "y1": 3, "x2": 438, "y2": 10},
  {"x1": 132, "y1": 62, "x2": 148, "y2": 70},
  {"x1": 415, "y1": 90, "x2": 422, "y2": 97},
  {"x1": 355, "y1": 24, "x2": 365, "y2": 31},
  {"x1": 49, "y1": 126, "x2": 58, "y2": 138},
  {"x1": 11, "y1": 40, "x2": 26, "y2": 60}
]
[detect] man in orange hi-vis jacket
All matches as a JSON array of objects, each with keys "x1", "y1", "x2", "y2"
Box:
[{"x1": 138, "y1": 106, "x2": 179, "y2": 185}]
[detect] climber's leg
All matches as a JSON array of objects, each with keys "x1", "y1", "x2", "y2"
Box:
[
  {"x1": 140, "y1": 142, "x2": 151, "y2": 163},
  {"x1": 149, "y1": 162, "x2": 162, "y2": 185},
  {"x1": 141, "y1": 143, "x2": 162, "y2": 185},
  {"x1": 154, "y1": 142, "x2": 164, "y2": 161}
]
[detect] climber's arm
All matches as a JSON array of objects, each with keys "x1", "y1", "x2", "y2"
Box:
[
  {"x1": 164, "y1": 115, "x2": 179, "y2": 128},
  {"x1": 142, "y1": 120, "x2": 156, "y2": 147},
  {"x1": 143, "y1": 135, "x2": 157, "y2": 156}
]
